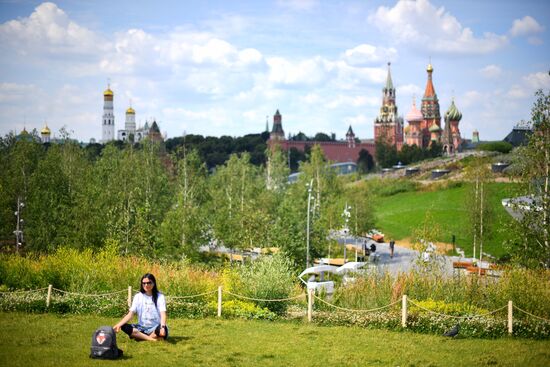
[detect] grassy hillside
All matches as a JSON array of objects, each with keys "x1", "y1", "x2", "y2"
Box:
[{"x1": 374, "y1": 182, "x2": 517, "y2": 258}]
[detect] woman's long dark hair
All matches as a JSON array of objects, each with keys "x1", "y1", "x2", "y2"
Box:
[{"x1": 140, "y1": 273, "x2": 159, "y2": 308}]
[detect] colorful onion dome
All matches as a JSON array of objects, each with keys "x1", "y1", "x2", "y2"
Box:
[
  {"x1": 429, "y1": 123, "x2": 441, "y2": 132},
  {"x1": 41, "y1": 124, "x2": 51, "y2": 135},
  {"x1": 103, "y1": 87, "x2": 113, "y2": 97},
  {"x1": 405, "y1": 100, "x2": 423, "y2": 122},
  {"x1": 445, "y1": 100, "x2": 462, "y2": 121},
  {"x1": 126, "y1": 107, "x2": 135, "y2": 114}
]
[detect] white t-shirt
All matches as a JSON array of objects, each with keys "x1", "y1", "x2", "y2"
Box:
[{"x1": 130, "y1": 292, "x2": 167, "y2": 328}]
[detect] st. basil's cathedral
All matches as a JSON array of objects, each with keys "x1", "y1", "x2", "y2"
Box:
[
  {"x1": 268, "y1": 61, "x2": 463, "y2": 163},
  {"x1": 374, "y1": 62, "x2": 463, "y2": 155}
]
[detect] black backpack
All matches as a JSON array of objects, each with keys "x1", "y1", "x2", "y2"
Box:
[{"x1": 90, "y1": 326, "x2": 123, "y2": 359}]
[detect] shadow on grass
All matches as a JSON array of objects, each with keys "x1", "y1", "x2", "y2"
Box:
[{"x1": 165, "y1": 335, "x2": 193, "y2": 345}]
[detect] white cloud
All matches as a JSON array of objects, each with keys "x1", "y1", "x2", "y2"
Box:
[
  {"x1": 266, "y1": 56, "x2": 328, "y2": 86},
  {"x1": 192, "y1": 38, "x2": 237, "y2": 65},
  {"x1": 0, "y1": 2, "x2": 104, "y2": 56},
  {"x1": 397, "y1": 84, "x2": 423, "y2": 97},
  {"x1": 326, "y1": 95, "x2": 378, "y2": 109},
  {"x1": 368, "y1": 0, "x2": 508, "y2": 54},
  {"x1": 343, "y1": 44, "x2": 398, "y2": 65},
  {"x1": 0, "y1": 83, "x2": 40, "y2": 103},
  {"x1": 510, "y1": 16, "x2": 544, "y2": 37},
  {"x1": 480, "y1": 64, "x2": 502, "y2": 79},
  {"x1": 523, "y1": 72, "x2": 550, "y2": 90},
  {"x1": 461, "y1": 90, "x2": 483, "y2": 107},
  {"x1": 343, "y1": 114, "x2": 371, "y2": 127},
  {"x1": 506, "y1": 85, "x2": 529, "y2": 99}
]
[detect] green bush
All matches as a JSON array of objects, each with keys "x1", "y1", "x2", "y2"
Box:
[
  {"x1": 477, "y1": 141, "x2": 513, "y2": 154},
  {"x1": 234, "y1": 254, "x2": 297, "y2": 315},
  {"x1": 313, "y1": 310, "x2": 550, "y2": 339},
  {"x1": 371, "y1": 179, "x2": 418, "y2": 197}
]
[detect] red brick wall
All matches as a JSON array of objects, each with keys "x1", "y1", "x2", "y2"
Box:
[{"x1": 268, "y1": 140, "x2": 375, "y2": 163}]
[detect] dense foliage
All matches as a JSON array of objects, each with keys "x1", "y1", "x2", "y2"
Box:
[
  {"x1": 375, "y1": 139, "x2": 442, "y2": 168},
  {"x1": 476, "y1": 141, "x2": 514, "y2": 154},
  {"x1": 0, "y1": 137, "x2": 376, "y2": 266}
]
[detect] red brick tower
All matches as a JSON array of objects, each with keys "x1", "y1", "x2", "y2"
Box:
[
  {"x1": 269, "y1": 109, "x2": 285, "y2": 141},
  {"x1": 374, "y1": 62, "x2": 403, "y2": 149}
]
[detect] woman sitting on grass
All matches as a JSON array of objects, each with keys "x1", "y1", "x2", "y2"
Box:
[{"x1": 114, "y1": 273, "x2": 168, "y2": 341}]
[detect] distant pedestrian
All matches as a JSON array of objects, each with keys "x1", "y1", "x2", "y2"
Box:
[{"x1": 389, "y1": 240, "x2": 395, "y2": 258}]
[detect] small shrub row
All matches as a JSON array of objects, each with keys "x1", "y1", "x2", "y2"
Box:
[
  {"x1": 0, "y1": 292, "x2": 277, "y2": 321},
  {"x1": 313, "y1": 309, "x2": 550, "y2": 339}
]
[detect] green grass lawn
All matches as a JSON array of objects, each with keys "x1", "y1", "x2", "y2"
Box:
[
  {"x1": 1, "y1": 312, "x2": 549, "y2": 367},
  {"x1": 375, "y1": 182, "x2": 517, "y2": 257}
]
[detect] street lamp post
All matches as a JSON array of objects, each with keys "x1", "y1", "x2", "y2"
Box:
[
  {"x1": 306, "y1": 179, "x2": 313, "y2": 268},
  {"x1": 14, "y1": 196, "x2": 24, "y2": 254},
  {"x1": 342, "y1": 203, "x2": 351, "y2": 263}
]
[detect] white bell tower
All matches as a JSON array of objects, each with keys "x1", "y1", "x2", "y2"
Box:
[{"x1": 102, "y1": 84, "x2": 115, "y2": 143}]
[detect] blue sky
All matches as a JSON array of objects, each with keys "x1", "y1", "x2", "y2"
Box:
[{"x1": 0, "y1": 0, "x2": 548, "y2": 142}]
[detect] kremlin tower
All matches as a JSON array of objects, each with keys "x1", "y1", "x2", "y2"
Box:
[
  {"x1": 374, "y1": 62, "x2": 404, "y2": 149},
  {"x1": 269, "y1": 110, "x2": 285, "y2": 141},
  {"x1": 421, "y1": 63, "x2": 441, "y2": 147},
  {"x1": 102, "y1": 85, "x2": 115, "y2": 143}
]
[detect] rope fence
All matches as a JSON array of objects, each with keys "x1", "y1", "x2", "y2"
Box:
[
  {"x1": 312, "y1": 294, "x2": 401, "y2": 313},
  {"x1": 1, "y1": 286, "x2": 549, "y2": 335},
  {"x1": 407, "y1": 298, "x2": 508, "y2": 320},
  {"x1": 225, "y1": 290, "x2": 306, "y2": 302}
]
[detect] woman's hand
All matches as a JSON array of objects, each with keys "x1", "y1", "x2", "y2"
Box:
[
  {"x1": 113, "y1": 324, "x2": 121, "y2": 333},
  {"x1": 159, "y1": 325, "x2": 166, "y2": 337}
]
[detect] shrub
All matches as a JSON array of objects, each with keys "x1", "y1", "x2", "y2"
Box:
[
  {"x1": 366, "y1": 178, "x2": 418, "y2": 197},
  {"x1": 235, "y1": 254, "x2": 297, "y2": 315},
  {"x1": 409, "y1": 298, "x2": 489, "y2": 316},
  {"x1": 477, "y1": 141, "x2": 513, "y2": 154}
]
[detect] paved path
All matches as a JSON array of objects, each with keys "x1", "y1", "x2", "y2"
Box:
[{"x1": 341, "y1": 237, "x2": 460, "y2": 276}]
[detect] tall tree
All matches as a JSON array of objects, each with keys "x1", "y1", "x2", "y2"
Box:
[
  {"x1": 464, "y1": 157, "x2": 493, "y2": 261},
  {"x1": 160, "y1": 149, "x2": 208, "y2": 260},
  {"x1": 509, "y1": 89, "x2": 550, "y2": 268},
  {"x1": 209, "y1": 153, "x2": 267, "y2": 255},
  {"x1": 265, "y1": 145, "x2": 289, "y2": 193}
]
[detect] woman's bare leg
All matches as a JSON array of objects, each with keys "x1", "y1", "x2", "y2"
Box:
[{"x1": 130, "y1": 329, "x2": 157, "y2": 341}]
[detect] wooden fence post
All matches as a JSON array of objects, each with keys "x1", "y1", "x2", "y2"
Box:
[
  {"x1": 217, "y1": 286, "x2": 223, "y2": 317},
  {"x1": 46, "y1": 284, "x2": 52, "y2": 307},
  {"x1": 127, "y1": 286, "x2": 132, "y2": 308},
  {"x1": 307, "y1": 289, "x2": 314, "y2": 322},
  {"x1": 402, "y1": 294, "x2": 407, "y2": 328},
  {"x1": 508, "y1": 300, "x2": 513, "y2": 335}
]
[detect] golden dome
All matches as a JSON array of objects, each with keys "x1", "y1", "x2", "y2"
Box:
[
  {"x1": 427, "y1": 63, "x2": 433, "y2": 72},
  {"x1": 126, "y1": 107, "x2": 135, "y2": 114},
  {"x1": 41, "y1": 124, "x2": 51, "y2": 135},
  {"x1": 103, "y1": 88, "x2": 114, "y2": 96}
]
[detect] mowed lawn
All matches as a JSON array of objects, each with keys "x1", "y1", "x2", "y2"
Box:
[
  {"x1": 1, "y1": 312, "x2": 549, "y2": 367},
  {"x1": 375, "y1": 182, "x2": 516, "y2": 257}
]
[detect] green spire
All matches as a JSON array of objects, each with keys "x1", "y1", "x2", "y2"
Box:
[{"x1": 385, "y1": 62, "x2": 393, "y2": 90}]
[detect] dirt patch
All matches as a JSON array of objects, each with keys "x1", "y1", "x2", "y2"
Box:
[{"x1": 394, "y1": 237, "x2": 455, "y2": 254}]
